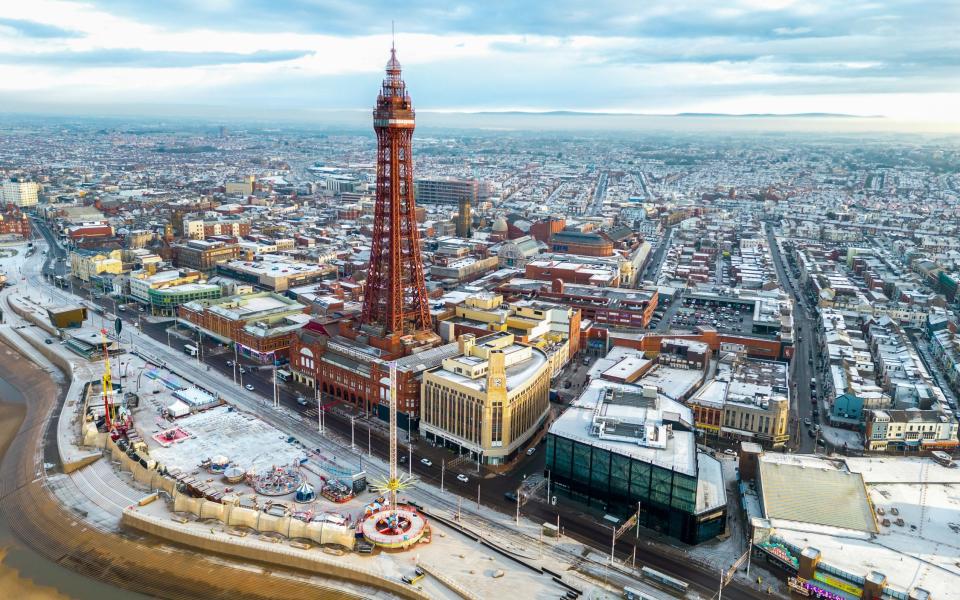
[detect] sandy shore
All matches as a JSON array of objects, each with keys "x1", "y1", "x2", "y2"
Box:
[{"x1": 0, "y1": 337, "x2": 366, "y2": 600}]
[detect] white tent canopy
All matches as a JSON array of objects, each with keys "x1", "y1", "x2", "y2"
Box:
[{"x1": 167, "y1": 399, "x2": 191, "y2": 418}]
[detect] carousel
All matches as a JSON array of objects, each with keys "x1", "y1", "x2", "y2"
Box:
[{"x1": 249, "y1": 464, "x2": 303, "y2": 496}]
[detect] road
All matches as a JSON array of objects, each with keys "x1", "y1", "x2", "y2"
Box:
[
  {"x1": 589, "y1": 171, "x2": 608, "y2": 216},
  {"x1": 640, "y1": 225, "x2": 673, "y2": 284},
  {"x1": 765, "y1": 223, "x2": 818, "y2": 453},
  {"x1": 29, "y1": 218, "x2": 771, "y2": 600}
]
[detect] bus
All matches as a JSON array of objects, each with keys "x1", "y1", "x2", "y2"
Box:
[
  {"x1": 276, "y1": 368, "x2": 291, "y2": 383},
  {"x1": 184, "y1": 344, "x2": 198, "y2": 357},
  {"x1": 640, "y1": 566, "x2": 689, "y2": 593}
]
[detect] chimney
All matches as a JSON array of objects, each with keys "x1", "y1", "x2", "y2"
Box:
[{"x1": 552, "y1": 278, "x2": 564, "y2": 294}]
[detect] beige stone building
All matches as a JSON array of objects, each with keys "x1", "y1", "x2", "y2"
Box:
[{"x1": 419, "y1": 332, "x2": 551, "y2": 465}]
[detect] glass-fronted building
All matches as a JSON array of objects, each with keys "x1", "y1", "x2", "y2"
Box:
[{"x1": 545, "y1": 381, "x2": 727, "y2": 544}]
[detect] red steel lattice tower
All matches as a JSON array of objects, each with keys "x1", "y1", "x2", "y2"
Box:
[{"x1": 360, "y1": 45, "x2": 431, "y2": 340}]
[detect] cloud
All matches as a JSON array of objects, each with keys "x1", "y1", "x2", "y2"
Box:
[
  {"x1": 0, "y1": 0, "x2": 957, "y2": 121},
  {"x1": 773, "y1": 26, "x2": 812, "y2": 35},
  {"x1": 0, "y1": 18, "x2": 83, "y2": 38},
  {"x1": 0, "y1": 48, "x2": 315, "y2": 68}
]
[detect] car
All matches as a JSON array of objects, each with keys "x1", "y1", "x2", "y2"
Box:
[
  {"x1": 456, "y1": 474, "x2": 469, "y2": 483},
  {"x1": 44, "y1": 338, "x2": 53, "y2": 344},
  {"x1": 244, "y1": 384, "x2": 255, "y2": 391},
  {"x1": 420, "y1": 458, "x2": 432, "y2": 467},
  {"x1": 296, "y1": 397, "x2": 308, "y2": 406},
  {"x1": 563, "y1": 381, "x2": 572, "y2": 389},
  {"x1": 239, "y1": 367, "x2": 247, "y2": 374},
  {"x1": 723, "y1": 449, "x2": 737, "y2": 456},
  {"x1": 807, "y1": 428, "x2": 817, "y2": 438},
  {"x1": 504, "y1": 491, "x2": 519, "y2": 502},
  {"x1": 526, "y1": 447, "x2": 537, "y2": 456},
  {"x1": 226, "y1": 360, "x2": 234, "y2": 367},
  {"x1": 803, "y1": 418, "x2": 812, "y2": 426},
  {"x1": 402, "y1": 567, "x2": 425, "y2": 585},
  {"x1": 399, "y1": 454, "x2": 408, "y2": 464}
]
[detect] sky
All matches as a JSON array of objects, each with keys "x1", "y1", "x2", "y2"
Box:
[{"x1": 0, "y1": 0, "x2": 958, "y2": 124}]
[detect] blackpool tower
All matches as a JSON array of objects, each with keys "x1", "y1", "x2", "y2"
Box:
[{"x1": 360, "y1": 45, "x2": 437, "y2": 356}]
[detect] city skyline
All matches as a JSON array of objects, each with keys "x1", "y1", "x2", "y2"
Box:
[{"x1": 1, "y1": 0, "x2": 959, "y2": 127}]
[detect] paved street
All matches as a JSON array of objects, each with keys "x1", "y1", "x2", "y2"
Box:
[{"x1": 765, "y1": 223, "x2": 818, "y2": 453}]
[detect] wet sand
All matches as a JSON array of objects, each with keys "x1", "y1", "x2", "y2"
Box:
[{"x1": 0, "y1": 340, "x2": 365, "y2": 600}]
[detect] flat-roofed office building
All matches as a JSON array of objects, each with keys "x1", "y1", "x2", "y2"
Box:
[
  {"x1": 420, "y1": 332, "x2": 551, "y2": 465},
  {"x1": 415, "y1": 177, "x2": 478, "y2": 205},
  {"x1": 545, "y1": 380, "x2": 727, "y2": 544}
]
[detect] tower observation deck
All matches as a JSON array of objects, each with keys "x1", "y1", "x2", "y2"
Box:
[{"x1": 360, "y1": 46, "x2": 436, "y2": 357}]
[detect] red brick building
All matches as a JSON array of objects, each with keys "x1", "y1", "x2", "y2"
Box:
[
  {"x1": 0, "y1": 208, "x2": 30, "y2": 237},
  {"x1": 529, "y1": 217, "x2": 565, "y2": 243},
  {"x1": 548, "y1": 230, "x2": 614, "y2": 257},
  {"x1": 177, "y1": 292, "x2": 310, "y2": 361},
  {"x1": 288, "y1": 320, "x2": 460, "y2": 421}
]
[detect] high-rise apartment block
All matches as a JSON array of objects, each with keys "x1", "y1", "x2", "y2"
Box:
[{"x1": 2, "y1": 179, "x2": 39, "y2": 208}]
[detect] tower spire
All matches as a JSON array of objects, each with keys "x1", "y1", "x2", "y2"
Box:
[{"x1": 362, "y1": 43, "x2": 432, "y2": 356}]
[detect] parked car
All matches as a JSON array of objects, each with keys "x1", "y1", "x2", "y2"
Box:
[
  {"x1": 420, "y1": 458, "x2": 432, "y2": 467},
  {"x1": 803, "y1": 418, "x2": 812, "y2": 427}
]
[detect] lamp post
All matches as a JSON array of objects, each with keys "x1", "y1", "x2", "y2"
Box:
[
  {"x1": 351, "y1": 416, "x2": 356, "y2": 450},
  {"x1": 515, "y1": 486, "x2": 521, "y2": 525},
  {"x1": 272, "y1": 354, "x2": 279, "y2": 409}
]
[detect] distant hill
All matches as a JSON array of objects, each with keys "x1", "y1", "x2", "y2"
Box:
[{"x1": 462, "y1": 110, "x2": 881, "y2": 119}]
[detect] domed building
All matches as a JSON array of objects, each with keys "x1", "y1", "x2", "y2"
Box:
[{"x1": 490, "y1": 216, "x2": 509, "y2": 242}]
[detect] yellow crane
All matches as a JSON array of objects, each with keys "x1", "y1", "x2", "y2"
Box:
[{"x1": 100, "y1": 327, "x2": 115, "y2": 431}]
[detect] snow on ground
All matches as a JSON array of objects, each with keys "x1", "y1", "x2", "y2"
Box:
[{"x1": 145, "y1": 405, "x2": 307, "y2": 474}]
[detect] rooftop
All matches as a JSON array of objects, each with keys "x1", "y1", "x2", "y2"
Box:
[{"x1": 548, "y1": 380, "x2": 697, "y2": 477}]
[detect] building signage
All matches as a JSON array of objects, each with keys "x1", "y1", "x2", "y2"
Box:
[
  {"x1": 813, "y1": 572, "x2": 862, "y2": 596},
  {"x1": 802, "y1": 581, "x2": 845, "y2": 600},
  {"x1": 787, "y1": 577, "x2": 811, "y2": 597}
]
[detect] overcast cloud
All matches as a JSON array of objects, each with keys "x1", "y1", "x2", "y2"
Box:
[{"x1": 0, "y1": 0, "x2": 957, "y2": 121}]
